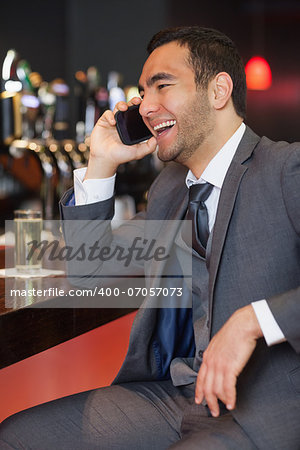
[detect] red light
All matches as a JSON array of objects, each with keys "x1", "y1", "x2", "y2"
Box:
[{"x1": 245, "y1": 56, "x2": 272, "y2": 90}]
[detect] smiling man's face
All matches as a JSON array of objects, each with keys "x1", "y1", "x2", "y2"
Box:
[{"x1": 138, "y1": 41, "x2": 215, "y2": 164}]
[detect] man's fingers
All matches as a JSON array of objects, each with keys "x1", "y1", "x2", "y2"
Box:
[
  {"x1": 132, "y1": 136, "x2": 157, "y2": 159},
  {"x1": 96, "y1": 110, "x2": 116, "y2": 127},
  {"x1": 112, "y1": 97, "x2": 142, "y2": 115},
  {"x1": 212, "y1": 369, "x2": 226, "y2": 402},
  {"x1": 195, "y1": 350, "x2": 237, "y2": 417},
  {"x1": 203, "y1": 370, "x2": 220, "y2": 417},
  {"x1": 195, "y1": 362, "x2": 206, "y2": 404},
  {"x1": 128, "y1": 96, "x2": 142, "y2": 107},
  {"x1": 193, "y1": 306, "x2": 260, "y2": 418},
  {"x1": 112, "y1": 101, "x2": 128, "y2": 115},
  {"x1": 223, "y1": 372, "x2": 237, "y2": 410},
  {"x1": 208, "y1": 368, "x2": 237, "y2": 414}
]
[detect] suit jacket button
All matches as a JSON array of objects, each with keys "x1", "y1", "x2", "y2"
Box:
[{"x1": 198, "y1": 350, "x2": 204, "y2": 358}]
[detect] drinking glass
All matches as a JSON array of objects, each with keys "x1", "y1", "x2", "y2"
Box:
[{"x1": 14, "y1": 210, "x2": 43, "y2": 273}]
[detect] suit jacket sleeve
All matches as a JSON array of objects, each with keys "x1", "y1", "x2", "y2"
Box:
[
  {"x1": 267, "y1": 145, "x2": 300, "y2": 354},
  {"x1": 58, "y1": 172, "x2": 167, "y2": 288},
  {"x1": 59, "y1": 187, "x2": 148, "y2": 287}
]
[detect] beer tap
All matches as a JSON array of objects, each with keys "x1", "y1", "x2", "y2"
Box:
[
  {"x1": 46, "y1": 139, "x2": 73, "y2": 201},
  {"x1": 1, "y1": 49, "x2": 22, "y2": 147},
  {"x1": 0, "y1": 50, "x2": 25, "y2": 220},
  {"x1": 62, "y1": 139, "x2": 86, "y2": 170}
]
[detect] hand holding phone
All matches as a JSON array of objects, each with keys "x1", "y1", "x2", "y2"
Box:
[
  {"x1": 86, "y1": 101, "x2": 156, "y2": 180},
  {"x1": 115, "y1": 104, "x2": 153, "y2": 145}
]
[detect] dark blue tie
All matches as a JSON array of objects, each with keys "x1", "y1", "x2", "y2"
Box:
[{"x1": 185, "y1": 183, "x2": 213, "y2": 257}]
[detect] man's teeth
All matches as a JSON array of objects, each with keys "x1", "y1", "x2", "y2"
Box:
[{"x1": 154, "y1": 120, "x2": 176, "y2": 131}]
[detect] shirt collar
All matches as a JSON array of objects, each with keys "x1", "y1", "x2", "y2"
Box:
[{"x1": 186, "y1": 122, "x2": 246, "y2": 189}]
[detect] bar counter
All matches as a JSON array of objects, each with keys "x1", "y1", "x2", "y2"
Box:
[{"x1": 0, "y1": 247, "x2": 135, "y2": 369}]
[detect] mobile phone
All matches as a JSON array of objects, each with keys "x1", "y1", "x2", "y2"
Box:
[{"x1": 115, "y1": 104, "x2": 153, "y2": 145}]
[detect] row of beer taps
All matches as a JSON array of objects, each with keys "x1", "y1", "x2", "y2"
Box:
[{"x1": 0, "y1": 49, "x2": 142, "y2": 220}]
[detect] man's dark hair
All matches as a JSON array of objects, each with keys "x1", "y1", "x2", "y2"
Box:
[{"x1": 147, "y1": 26, "x2": 247, "y2": 119}]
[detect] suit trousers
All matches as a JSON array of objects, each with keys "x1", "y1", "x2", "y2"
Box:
[{"x1": 0, "y1": 380, "x2": 256, "y2": 450}]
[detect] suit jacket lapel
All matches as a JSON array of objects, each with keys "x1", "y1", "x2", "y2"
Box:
[{"x1": 207, "y1": 127, "x2": 261, "y2": 328}]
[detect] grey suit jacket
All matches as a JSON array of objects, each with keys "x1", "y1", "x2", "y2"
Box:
[{"x1": 60, "y1": 127, "x2": 300, "y2": 449}]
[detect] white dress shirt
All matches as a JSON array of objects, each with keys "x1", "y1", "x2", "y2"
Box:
[
  {"x1": 74, "y1": 169, "x2": 116, "y2": 205},
  {"x1": 73, "y1": 122, "x2": 285, "y2": 346}
]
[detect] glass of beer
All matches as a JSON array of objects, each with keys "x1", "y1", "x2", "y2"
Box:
[{"x1": 14, "y1": 210, "x2": 43, "y2": 273}]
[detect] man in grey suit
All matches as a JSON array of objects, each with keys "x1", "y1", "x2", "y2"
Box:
[{"x1": 0, "y1": 26, "x2": 299, "y2": 450}]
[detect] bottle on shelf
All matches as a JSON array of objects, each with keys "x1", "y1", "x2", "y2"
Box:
[
  {"x1": 51, "y1": 78, "x2": 71, "y2": 141},
  {"x1": 107, "y1": 70, "x2": 126, "y2": 111},
  {"x1": 84, "y1": 66, "x2": 100, "y2": 136}
]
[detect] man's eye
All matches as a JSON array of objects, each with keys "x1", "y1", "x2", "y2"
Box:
[{"x1": 158, "y1": 84, "x2": 170, "y2": 90}]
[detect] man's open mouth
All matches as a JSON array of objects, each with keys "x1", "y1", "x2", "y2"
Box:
[{"x1": 153, "y1": 120, "x2": 176, "y2": 136}]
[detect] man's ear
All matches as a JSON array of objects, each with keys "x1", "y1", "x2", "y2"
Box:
[{"x1": 211, "y1": 72, "x2": 233, "y2": 110}]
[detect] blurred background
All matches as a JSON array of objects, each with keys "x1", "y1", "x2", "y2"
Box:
[{"x1": 1, "y1": 0, "x2": 300, "y2": 228}]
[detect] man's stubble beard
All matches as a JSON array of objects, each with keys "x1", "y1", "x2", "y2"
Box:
[{"x1": 157, "y1": 91, "x2": 215, "y2": 164}]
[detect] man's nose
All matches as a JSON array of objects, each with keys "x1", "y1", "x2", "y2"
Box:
[{"x1": 139, "y1": 95, "x2": 160, "y2": 118}]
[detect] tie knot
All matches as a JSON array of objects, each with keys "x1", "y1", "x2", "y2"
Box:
[{"x1": 188, "y1": 183, "x2": 213, "y2": 204}]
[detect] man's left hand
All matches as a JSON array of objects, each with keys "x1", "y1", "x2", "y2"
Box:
[{"x1": 195, "y1": 305, "x2": 263, "y2": 417}]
